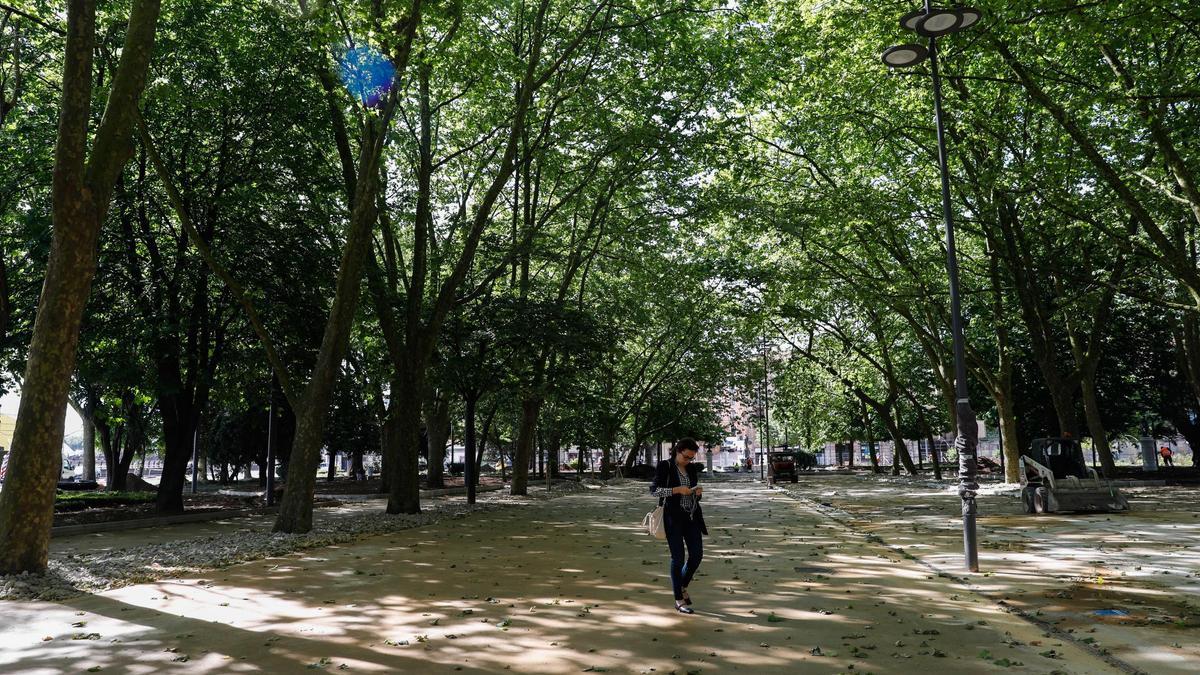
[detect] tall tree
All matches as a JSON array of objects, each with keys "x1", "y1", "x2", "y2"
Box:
[{"x1": 0, "y1": 0, "x2": 162, "y2": 575}]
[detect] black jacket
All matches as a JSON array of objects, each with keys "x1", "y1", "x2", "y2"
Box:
[{"x1": 650, "y1": 459, "x2": 708, "y2": 535}]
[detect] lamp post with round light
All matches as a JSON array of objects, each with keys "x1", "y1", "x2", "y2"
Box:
[{"x1": 882, "y1": 3, "x2": 982, "y2": 572}]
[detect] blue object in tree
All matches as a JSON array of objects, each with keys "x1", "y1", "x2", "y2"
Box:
[{"x1": 338, "y1": 46, "x2": 395, "y2": 107}]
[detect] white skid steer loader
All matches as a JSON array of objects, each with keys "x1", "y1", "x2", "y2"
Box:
[{"x1": 1018, "y1": 438, "x2": 1130, "y2": 514}]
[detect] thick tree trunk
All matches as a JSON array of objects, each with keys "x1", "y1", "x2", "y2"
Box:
[
  {"x1": 866, "y1": 442, "x2": 880, "y2": 474},
  {"x1": 386, "y1": 369, "x2": 424, "y2": 514},
  {"x1": 1047, "y1": 381, "x2": 1080, "y2": 438},
  {"x1": 549, "y1": 432, "x2": 562, "y2": 478},
  {"x1": 154, "y1": 401, "x2": 193, "y2": 513},
  {"x1": 1079, "y1": 367, "x2": 1116, "y2": 478},
  {"x1": 881, "y1": 414, "x2": 918, "y2": 476},
  {"x1": 510, "y1": 397, "x2": 540, "y2": 495},
  {"x1": 112, "y1": 449, "x2": 135, "y2": 492},
  {"x1": 99, "y1": 424, "x2": 118, "y2": 491},
  {"x1": 81, "y1": 400, "x2": 96, "y2": 482},
  {"x1": 101, "y1": 422, "x2": 136, "y2": 492},
  {"x1": 1178, "y1": 316, "x2": 1200, "y2": 407},
  {"x1": 0, "y1": 0, "x2": 161, "y2": 574},
  {"x1": 424, "y1": 392, "x2": 450, "y2": 489},
  {"x1": 274, "y1": 159, "x2": 381, "y2": 534},
  {"x1": 994, "y1": 393, "x2": 1021, "y2": 483},
  {"x1": 464, "y1": 394, "x2": 477, "y2": 503}
]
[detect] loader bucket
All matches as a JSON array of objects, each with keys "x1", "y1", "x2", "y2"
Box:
[{"x1": 1047, "y1": 487, "x2": 1130, "y2": 513}]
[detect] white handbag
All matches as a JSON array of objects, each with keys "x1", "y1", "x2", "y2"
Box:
[{"x1": 642, "y1": 505, "x2": 667, "y2": 539}]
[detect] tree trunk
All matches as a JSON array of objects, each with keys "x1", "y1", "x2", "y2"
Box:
[
  {"x1": 424, "y1": 391, "x2": 450, "y2": 489},
  {"x1": 274, "y1": 153, "x2": 382, "y2": 534},
  {"x1": 154, "y1": 397, "x2": 193, "y2": 513},
  {"x1": 81, "y1": 398, "x2": 96, "y2": 482},
  {"x1": 995, "y1": 392, "x2": 1021, "y2": 483},
  {"x1": 464, "y1": 394, "x2": 477, "y2": 503},
  {"x1": 881, "y1": 413, "x2": 918, "y2": 475},
  {"x1": 1079, "y1": 366, "x2": 1116, "y2": 478},
  {"x1": 861, "y1": 400, "x2": 880, "y2": 474},
  {"x1": 0, "y1": 0, "x2": 161, "y2": 574},
  {"x1": 477, "y1": 403, "x2": 497, "y2": 483},
  {"x1": 549, "y1": 432, "x2": 562, "y2": 478},
  {"x1": 1048, "y1": 381, "x2": 1080, "y2": 438},
  {"x1": 927, "y1": 432, "x2": 942, "y2": 480},
  {"x1": 327, "y1": 448, "x2": 336, "y2": 481},
  {"x1": 112, "y1": 442, "x2": 135, "y2": 492},
  {"x1": 913, "y1": 403, "x2": 942, "y2": 480},
  {"x1": 510, "y1": 397, "x2": 540, "y2": 495},
  {"x1": 386, "y1": 368, "x2": 424, "y2": 515}
]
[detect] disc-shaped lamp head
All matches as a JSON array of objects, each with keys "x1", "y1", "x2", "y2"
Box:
[
  {"x1": 900, "y1": 9, "x2": 925, "y2": 32},
  {"x1": 957, "y1": 6, "x2": 982, "y2": 29},
  {"x1": 882, "y1": 43, "x2": 929, "y2": 68},
  {"x1": 915, "y1": 8, "x2": 963, "y2": 37}
]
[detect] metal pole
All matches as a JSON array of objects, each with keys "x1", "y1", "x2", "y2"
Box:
[
  {"x1": 998, "y1": 420, "x2": 1005, "y2": 477},
  {"x1": 190, "y1": 428, "x2": 198, "y2": 494},
  {"x1": 465, "y1": 398, "x2": 477, "y2": 505},
  {"x1": 929, "y1": 35, "x2": 980, "y2": 572},
  {"x1": 265, "y1": 398, "x2": 275, "y2": 507},
  {"x1": 763, "y1": 338, "x2": 771, "y2": 483}
]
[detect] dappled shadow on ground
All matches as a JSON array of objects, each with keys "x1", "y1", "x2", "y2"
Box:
[
  {"x1": 2, "y1": 480, "x2": 1122, "y2": 673},
  {"x1": 780, "y1": 475, "x2": 1200, "y2": 673}
]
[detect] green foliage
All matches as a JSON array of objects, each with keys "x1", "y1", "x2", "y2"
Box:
[
  {"x1": 55, "y1": 491, "x2": 156, "y2": 511},
  {"x1": 6, "y1": 0, "x2": 1200, "y2": 503}
]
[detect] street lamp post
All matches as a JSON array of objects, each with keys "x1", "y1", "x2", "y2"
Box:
[
  {"x1": 762, "y1": 336, "x2": 771, "y2": 484},
  {"x1": 882, "y1": 3, "x2": 982, "y2": 572}
]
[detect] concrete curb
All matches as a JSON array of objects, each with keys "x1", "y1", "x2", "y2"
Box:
[
  {"x1": 216, "y1": 484, "x2": 506, "y2": 500},
  {"x1": 50, "y1": 486, "x2": 507, "y2": 538},
  {"x1": 314, "y1": 485, "x2": 506, "y2": 501},
  {"x1": 52, "y1": 506, "x2": 282, "y2": 538}
]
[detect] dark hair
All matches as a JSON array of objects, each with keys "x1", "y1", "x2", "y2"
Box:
[{"x1": 672, "y1": 438, "x2": 700, "y2": 456}]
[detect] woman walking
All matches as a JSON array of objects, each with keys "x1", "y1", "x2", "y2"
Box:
[{"x1": 650, "y1": 438, "x2": 707, "y2": 614}]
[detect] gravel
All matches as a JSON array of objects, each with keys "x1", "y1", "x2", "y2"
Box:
[{"x1": 0, "y1": 479, "x2": 594, "y2": 602}]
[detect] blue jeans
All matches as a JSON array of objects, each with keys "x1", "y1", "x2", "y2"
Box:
[{"x1": 665, "y1": 513, "x2": 703, "y2": 600}]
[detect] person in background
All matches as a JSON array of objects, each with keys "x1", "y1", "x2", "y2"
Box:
[
  {"x1": 650, "y1": 438, "x2": 708, "y2": 614},
  {"x1": 1160, "y1": 446, "x2": 1174, "y2": 467}
]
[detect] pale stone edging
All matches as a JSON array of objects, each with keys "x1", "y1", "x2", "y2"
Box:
[{"x1": 51, "y1": 485, "x2": 507, "y2": 538}]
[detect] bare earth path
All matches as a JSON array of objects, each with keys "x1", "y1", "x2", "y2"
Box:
[
  {"x1": 1, "y1": 476, "x2": 1122, "y2": 674},
  {"x1": 778, "y1": 473, "x2": 1200, "y2": 674}
]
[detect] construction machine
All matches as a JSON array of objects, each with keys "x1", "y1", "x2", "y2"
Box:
[{"x1": 1018, "y1": 437, "x2": 1129, "y2": 514}]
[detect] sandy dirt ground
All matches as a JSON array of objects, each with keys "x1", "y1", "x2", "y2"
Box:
[
  {"x1": 1, "y1": 476, "x2": 1134, "y2": 674},
  {"x1": 777, "y1": 473, "x2": 1200, "y2": 674}
]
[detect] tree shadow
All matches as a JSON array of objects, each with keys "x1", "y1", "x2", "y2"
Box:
[{"x1": 1, "y1": 480, "x2": 1135, "y2": 673}]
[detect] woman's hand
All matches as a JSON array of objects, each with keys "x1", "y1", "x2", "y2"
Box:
[
  {"x1": 672, "y1": 486, "x2": 693, "y2": 496},
  {"x1": 692, "y1": 487, "x2": 703, "y2": 498}
]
